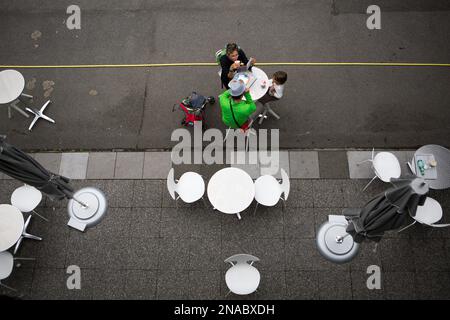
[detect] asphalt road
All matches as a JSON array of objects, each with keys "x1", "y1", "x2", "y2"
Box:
[{"x1": 0, "y1": 0, "x2": 449, "y2": 151}]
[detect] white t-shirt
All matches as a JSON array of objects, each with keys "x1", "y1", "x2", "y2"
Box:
[{"x1": 267, "y1": 79, "x2": 284, "y2": 99}]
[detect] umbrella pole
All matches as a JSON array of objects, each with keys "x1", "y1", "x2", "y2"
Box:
[
  {"x1": 72, "y1": 196, "x2": 89, "y2": 208},
  {"x1": 335, "y1": 233, "x2": 351, "y2": 243}
]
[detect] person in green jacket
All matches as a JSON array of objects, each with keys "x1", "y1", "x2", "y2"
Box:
[{"x1": 219, "y1": 79, "x2": 256, "y2": 129}]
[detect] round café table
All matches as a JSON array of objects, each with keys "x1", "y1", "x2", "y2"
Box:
[
  {"x1": 0, "y1": 70, "x2": 25, "y2": 104},
  {"x1": 207, "y1": 167, "x2": 255, "y2": 219},
  {"x1": 237, "y1": 67, "x2": 269, "y2": 101},
  {"x1": 247, "y1": 67, "x2": 269, "y2": 101},
  {"x1": 0, "y1": 204, "x2": 24, "y2": 252},
  {"x1": 411, "y1": 145, "x2": 450, "y2": 190}
]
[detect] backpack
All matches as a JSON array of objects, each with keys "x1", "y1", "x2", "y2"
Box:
[{"x1": 215, "y1": 44, "x2": 241, "y2": 65}]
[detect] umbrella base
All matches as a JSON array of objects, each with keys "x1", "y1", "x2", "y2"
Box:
[
  {"x1": 67, "y1": 187, "x2": 108, "y2": 232},
  {"x1": 316, "y1": 215, "x2": 360, "y2": 264}
]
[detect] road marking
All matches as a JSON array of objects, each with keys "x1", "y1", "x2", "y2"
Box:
[{"x1": 1, "y1": 62, "x2": 450, "y2": 69}]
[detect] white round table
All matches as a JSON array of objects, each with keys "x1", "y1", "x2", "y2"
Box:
[
  {"x1": 0, "y1": 204, "x2": 24, "y2": 252},
  {"x1": 0, "y1": 251, "x2": 14, "y2": 281},
  {"x1": 254, "y1": 175, "x2": 281, "y2": 206},
  {"x1": 177, "y1": 172, "x2": 205, "y2": 203},
  {"x1": 225, "y1": 264, "x2": 260, "y2": 295},
  {"x1": 414, "y1": 197, "x2": 443, "y2": 225},
  {"x1": 0, "y1": 70, "x2": 25, "y2": 104},
  {"x1": 248, "y1": 67, "x2": 269, "y2": 101},
  {"x1": 373, "y1": 152, "x2": 401, "y2": 182},
  {"x1": 207, "y1": 167, "x2": 255, "y2": 219},
  {"x1": 412, "y1": 145, "x2": 450, "y2": 190},
  {"x1": 11, "y1": 185, "x2": 43, "y2": 213}
]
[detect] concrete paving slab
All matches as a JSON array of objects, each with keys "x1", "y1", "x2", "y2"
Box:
[
  {"x1": 114, "y1": 152, "x2": 144, "y2": 179},
  {"x1": 318, "y1": 151, "x2": 349, "y2": 179},
  {"x1": 228, "y1": 150, "x2": 260, "y2": 179},
  {"x1": 347, "y1": 151, "x2": 374, "y2": 179},
  {"x1": 260, "y1": 151, "x2": 290, "y2": 179},
  {"x1": 86, "y1": 152, "x2": 116, "y2": 179},
  {"x1": 313, "y1": 180, "x2": 345, "y2": 207},
  {"x1": 188, "y1": 270, "x2": 221, "y2": 300},
  {"x1": 143, "y1": 151, "x2": 172, "y2": 179},
  {"x1": 285, "y1": 271, "x2": 319, "y2": 300},
  {"x1": 156, "y1": 270, "x2": 190, "y2": 300},
  {"x1": 289, "y1": 151, "x2": 320, "y2": 179},
  {"x1": 123, "y1": 270, "x2": 157, "y2": 300},
  {"x1": 351, "y1": 271, "x2": 385, "y2": 300},
  {"x1": 383, "y1": 272, "x2": 417, "y2": 300},
  {"x1": 59, "y1": 152, "x2": 88, "y2": 179},
  {"x1": 318, "y1": 270, "x2": 353, "y2": 300},
  {"x1": 34, "y1": 152, "x2": 62, "y2": 175}
]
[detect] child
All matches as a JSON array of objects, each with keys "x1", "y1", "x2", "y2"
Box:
[
  {"x1": 259, "y1": 71, "x2": 287, "y2": 104},
  {"x1": 249, "y1": 71, "x2": 287, "y2": 121}
]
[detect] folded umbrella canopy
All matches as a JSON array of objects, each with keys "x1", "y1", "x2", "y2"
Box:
[
  {"x1": 0, "y1": 135, "x2": 74, "y2": 201},
  {"x1": 344, "y1": 177, "x2": 429, "y2": 243}
]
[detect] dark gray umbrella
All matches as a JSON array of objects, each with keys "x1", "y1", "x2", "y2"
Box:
[
  {"x1": 344, "y1": 177, "x2": 429, "y2": 243},
  {"x1": 0, "y1": 135, "x2": 74, "y2": 201}
]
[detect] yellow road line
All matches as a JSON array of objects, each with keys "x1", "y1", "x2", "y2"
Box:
[{"x1": 0, "y1": 62, "x2": 450, "y2": 68}]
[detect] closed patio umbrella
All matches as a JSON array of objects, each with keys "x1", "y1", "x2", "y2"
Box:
[
  {"x1": 344, "y1": 177, "x2": 429, "y2": 243},
  {"x1": 317, "y1": 177, "x2": 429, "y2": 264},
  {"x1": 0, "y1": 135, "x2": 107, "y2": 231},
  {"x1": 0, "y1": 135, "x2": 94, "y2": 207},
  {"x1": 0, "y1": 135, "x2": 75, "y2": 201}
]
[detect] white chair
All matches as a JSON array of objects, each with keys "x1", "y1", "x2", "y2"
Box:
[
  {"x1": 11, "y1": 185, "x2": 47, "y2": 221},
  {"x1": 167, "y1": 168, "x2": 206, "y2": 208},
  {"x1": 358, "y1": 149, "x2": 401, "y2": 191},
  {"x1": 253, "y1": 168, "x2": 290, "y2": 215},
  {"x1": 14, "y1": 215, "x2": 42, "y2": 254},
  {"x1": 8, "y1": 93, "x2": 33, "y2": 119},
  {"x1": 215, "y1": 49, "x2": 223, "y2": 85},
  {"x1": 398, "y1": 197, "x2": 450, "y2": 232},
  {"x1": 224, "y1": 254, "x2": 260, "y2": 296},
  {"x1": 0, "y1": 251, "x2": 35, "y2": 292},
  {"x1": 224, "y1": 119, "x2": 256, "y2": 152},
  {"x1": 258, "y1": 102, "x2": 281, "y2": 125}
]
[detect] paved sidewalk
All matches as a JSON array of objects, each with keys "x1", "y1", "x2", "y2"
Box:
[
  {"x1": 0, "y1": 149, "x2": 419, "y2": 181},
  {"x1": 0, "y1": 151, "x2": 449, "y2": 300}
]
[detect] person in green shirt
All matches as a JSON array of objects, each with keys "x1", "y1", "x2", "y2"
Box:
[{"x1": 219, "y1": 79, "x2": 257, "y2": 129}]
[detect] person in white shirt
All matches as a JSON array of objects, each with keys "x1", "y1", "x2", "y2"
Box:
[
  {"x1": 250, "y1": 71, "x2": 287, "y2": 120},
  {"x1": 259, "y1": 71, "x2": 287, "y2": 103}
]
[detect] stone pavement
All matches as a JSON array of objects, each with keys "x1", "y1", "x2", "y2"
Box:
[
  {"x1": 0, "y1": 150, "x2": 449, "y2": 300},
  {"x1": 0, "y1": 149, "x2": 420, "y2": 181}
]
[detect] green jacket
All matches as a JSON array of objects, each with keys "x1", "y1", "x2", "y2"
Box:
[{"x1": 219, "y1": 91, "x2": 256, "y2": 129}]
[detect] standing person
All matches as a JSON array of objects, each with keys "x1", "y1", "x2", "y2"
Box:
[
  {"x1": 219, "y1": 79, "x2": 256, "y2": 129},
  {"x1": 219, "y1": 43, "x2": 256, "y2": 89}
]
